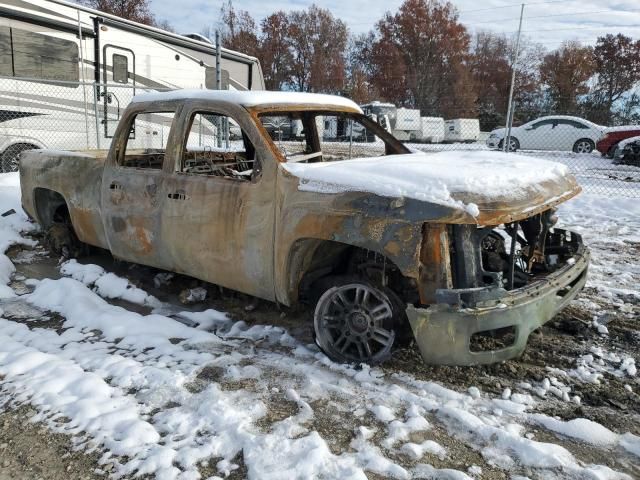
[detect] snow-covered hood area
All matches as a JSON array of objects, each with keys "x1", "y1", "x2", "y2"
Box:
[{"x1": 282, "y1": 151, "x2": 578, "y2": 222}]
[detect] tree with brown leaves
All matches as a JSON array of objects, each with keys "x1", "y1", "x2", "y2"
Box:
[
  {"x1": 540, "y1": 41, "x2": 594, "y2": 115},
  {"x1": 219, "y1": 1, "x2": 260, "y2": 58},
  {"x1": 80, "y1": 0, "x2": 155, "y2": 25},
  {"x1": 370, "y1": 0, "x2": 475, "y2": 118},
  {"x1": 585, "y1": 33, "x2": 640, "y2": 124}
]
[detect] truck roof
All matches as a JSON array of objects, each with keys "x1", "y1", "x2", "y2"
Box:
[{"x1": 131, "y1": 89, "x2": 362, "y2": 113}]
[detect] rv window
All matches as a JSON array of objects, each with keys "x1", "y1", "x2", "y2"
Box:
[
  {"x1": 113, "y1": 54, "x2": 128, "y2": 84},
  {"x1": 11, "y1": 29, "x2": 78, "y2": 83},
  {"x1": 121, "y1": 111, "x2": 176, "y2": 169},
  {"x1": 181, "y1": 112, "x2": 258, "y2": 181},
  {"x1": 0, "y1": 27, "x2": 12, "y2": 76}
]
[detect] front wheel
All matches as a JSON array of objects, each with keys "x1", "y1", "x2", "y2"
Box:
[
  {"x1": 498, "y1": 137, "x2": 519, "y2": 152},
  {"x1": 313, "y1": 276, "x2": 406, "y2": 364},
  {"x1": 573, "y1": 138, "x2": 595, "y2": 154}
]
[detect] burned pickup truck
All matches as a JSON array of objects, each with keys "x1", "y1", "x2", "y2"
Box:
[{"x1": 19, "y1": 90, "x2": 590, "y2": 366}]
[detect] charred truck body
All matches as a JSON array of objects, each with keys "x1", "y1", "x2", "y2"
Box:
[{"x1": 20, "y1": 90, "x2": 590, "y2": 366}]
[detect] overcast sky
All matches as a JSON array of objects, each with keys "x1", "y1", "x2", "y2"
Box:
[{"x1": 151, "y1": 0, "x2": 640, "y2": 50}]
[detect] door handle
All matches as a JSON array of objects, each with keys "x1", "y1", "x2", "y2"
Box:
[
  {"x1": 110, "y1": 182, "x2": 122, "y2": 190},
  {"x1": 168, "y1": 192, "x2": 187, "y2": 200}
]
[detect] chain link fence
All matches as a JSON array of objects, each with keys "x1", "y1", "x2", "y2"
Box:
[
  {"x1": 1, "y1": 76, "x2": 638, "y2": 197},
  {"x1": 0, "y1": 76, "x2": 169, "y2": 170}
]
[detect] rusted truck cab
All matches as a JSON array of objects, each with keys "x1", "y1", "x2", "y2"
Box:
[{"x1": 20, "y1": 90, "x2": 589, "y2": 366}]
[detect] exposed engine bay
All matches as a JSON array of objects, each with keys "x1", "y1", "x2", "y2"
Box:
[{"x1": 445, "y1": 210, "x2": 582, "y2": 307}]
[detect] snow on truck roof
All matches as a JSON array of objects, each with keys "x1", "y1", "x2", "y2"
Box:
[{"x1": 131, "y1": 89, "x2": 362, "y2": 112}]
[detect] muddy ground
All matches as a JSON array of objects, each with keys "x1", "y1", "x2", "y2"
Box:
[{"x1": 1, "y1": 232, "x2": 639, "y2": 479}]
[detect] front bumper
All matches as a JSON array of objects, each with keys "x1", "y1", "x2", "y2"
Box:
[
  {"x1": 486, "y1": 137, "x2": 501, "y2": 149},
  {"x1": 407, "y1": 233, "x2": 590, "y2": 365}
]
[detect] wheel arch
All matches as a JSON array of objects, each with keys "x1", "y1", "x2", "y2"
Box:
[
  {"x1": 33, "y1": 188, "x2": 70, "y2": 229},
  {"x1": 284, "y1": 237, "x2": 412, "y2": 306}
]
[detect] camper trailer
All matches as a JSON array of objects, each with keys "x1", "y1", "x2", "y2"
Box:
[
  {"x1": 420, "y1": 117, "x2": 445, "y2": 143},
  {"x1": 0, "y1": 0, "x2": 265, "y2": 171},
  {"x1": 444, "y1": 119, "x2": 480, "y2": 143}
]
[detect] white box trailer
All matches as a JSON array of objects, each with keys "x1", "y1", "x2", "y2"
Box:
[
  {"x1": 444, "y1": 119, "x2": 480, "y2": 143},
  {"x1": 393, "y1": 108, "x2": 421, "y2": 141},
  {"x1": 420, "y1": 117, "x2": 445, "y2": 143}
]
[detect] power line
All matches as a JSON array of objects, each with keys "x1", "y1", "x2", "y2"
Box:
[{"x1": 464, "y1": 10, "x2": 624, "y2": 26}]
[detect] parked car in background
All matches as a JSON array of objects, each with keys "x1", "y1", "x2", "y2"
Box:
[
  {"x1": 487, "y1": 116, "x2": 604, "y2": 153},
  {"x1": 596, "y1": 126, "x2": 640, "y2": 158},
  {"x1": 612, "y1": 135, "x2": 640, "y2": 166}
]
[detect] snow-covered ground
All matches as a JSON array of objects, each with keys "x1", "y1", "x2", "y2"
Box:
[{"x1": 0, "y1": 171, "x2": 639, "y2": 480}]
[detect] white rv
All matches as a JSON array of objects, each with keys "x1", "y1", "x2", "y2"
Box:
[{"x1": 0, "y1": 0, "x2": 265, "y2": 171}]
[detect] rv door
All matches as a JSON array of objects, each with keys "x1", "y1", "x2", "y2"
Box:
[{"x1": 102, "y1": 46, "x2": 135, "y2": 138}]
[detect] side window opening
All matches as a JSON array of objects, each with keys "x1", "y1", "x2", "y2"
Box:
[
  {"x1": 181, "y1": 111, "x2": 259, "y2": 181},
  {"x1": 113, "y1": 54, "x2": 128, "y2": 84},
  {"x1": 120, "y1": 111, "x2": 176, "y2": 169}
]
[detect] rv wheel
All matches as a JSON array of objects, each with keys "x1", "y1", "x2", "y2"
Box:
[{"x1": 1, "y1": 144, "x2": 38, "y2": 173}]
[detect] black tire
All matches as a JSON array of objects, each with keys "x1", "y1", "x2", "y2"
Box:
[
  {"x1": 313, "y1": 275, "x2": 407, "y2": 365},
  {"x1": 573, "y1": 138, "x2": 595, "y2": 154},
  {"x1": 605, "y1": 145, "x2": 617, "y2": 159},
  {"x1": 1, "y1": 143, "x2": 38, "y2": 173},
  {"x1": 498, "y1": 137, "x2": 519, "y2": 152},
  {"x1": 44, "y1": 221, "x2": 87, "y2": 259}
]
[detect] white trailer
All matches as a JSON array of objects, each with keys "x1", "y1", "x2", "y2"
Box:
[
  {"x1": 0, "y1": 0, "x2": 265, "y2": 170},
  {"x1": 444, "y1": 119, "x2": 480, "y2": 143},
  {"x1": 393, "y1": 107, "x2": 421, "y2": 141},
  {"x1": 420, "y1": 117, "x2": 445, "y2": 143}
]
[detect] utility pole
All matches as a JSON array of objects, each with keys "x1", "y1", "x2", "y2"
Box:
[
  {"x1": 503, "y1": 3, "x2": 525, "y2": 153},
  {"x1": 215, "y1": 30, "x2": 223, "y2": 148}
]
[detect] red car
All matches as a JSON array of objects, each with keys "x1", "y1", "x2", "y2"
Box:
[{"x1": 597, "y1": 126, "x2": 640, "y2": 157}]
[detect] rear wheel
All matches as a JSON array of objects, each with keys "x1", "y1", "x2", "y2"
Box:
[
  {"x1": 573, "y1": 138, "x2": 595, "y2": 154},
  {"x1": 313, "y1": 276, "x2": 406, "y2": 365},
  {"x1": 43, "y1": 209, "x2": 87, "y2": 259},
  {"x1": 1, "y1": 143, "x2": 38, "y2": 172}
]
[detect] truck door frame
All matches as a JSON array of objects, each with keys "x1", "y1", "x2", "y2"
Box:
[
  {"x1": 100, "y1": 100, "x2": 183, "y2": 269},
  {"x1": 159, "y1": 99, "x2": 278, "y2": 301}
]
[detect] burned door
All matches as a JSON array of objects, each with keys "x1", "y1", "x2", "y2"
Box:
[
  {"x1": 101, "y1": 109, "x2": 176, "y2": 269},
  {"x1": 102, "y1": 46, "x2": 135, "y2": 138},
  {"x1": 160, "y1": 105, "x2": 276, "y2": 301}
]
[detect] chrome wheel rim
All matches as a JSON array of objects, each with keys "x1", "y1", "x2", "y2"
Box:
[
  {"x1": 576, "y1": 141, "x2": 592, "y2": 153},
  {"x1": 314, "y1": 283, "x2": 395, "y2": 364}
]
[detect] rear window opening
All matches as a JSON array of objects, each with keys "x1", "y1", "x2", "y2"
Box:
[{"x1": 469, "y1": 326, "x2": 516, "y2": 352}]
